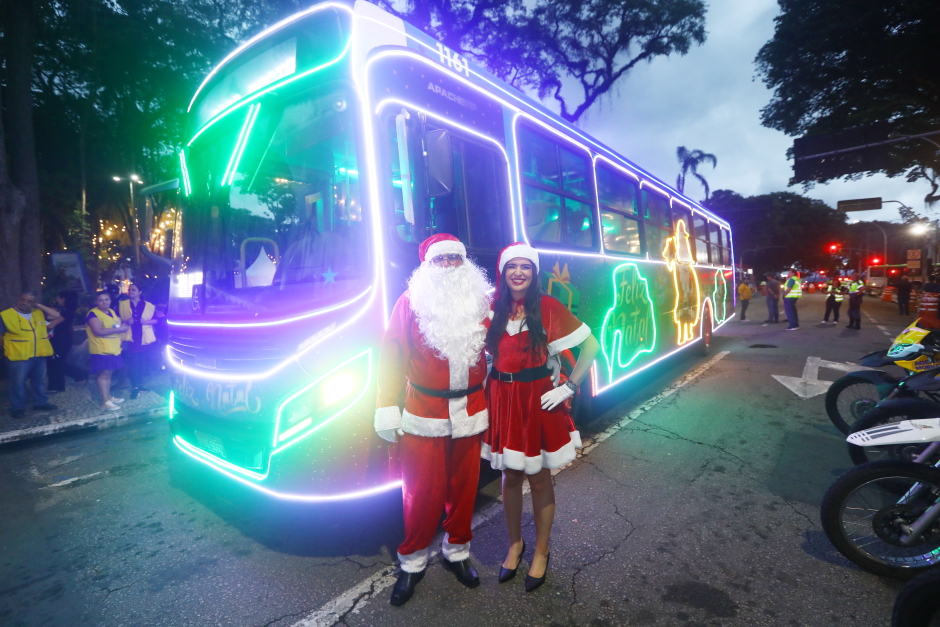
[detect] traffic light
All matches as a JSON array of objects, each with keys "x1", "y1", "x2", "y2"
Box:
[
  {"x1": 827, "y1": 243, "x2": 841, "y2": 253},
  {"x1": 819, "y1": 270, "x2": 826, "y2": 275},
  {"x1": 871, "y1": 257, "x2": 881, "y2": 265},
  {"x1": 889, "y1": 269, "x2": 898, "y2": 275}
]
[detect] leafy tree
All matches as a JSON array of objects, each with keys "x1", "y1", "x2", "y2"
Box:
[
  {"x1": 755, "y1": 0, "x2": 940, "y2": 203},
  {"x1": 379, "y1": 0, "x2": 707, "y2": 123},
  {"x1": 675, "y1": 146, "x2": 716, "y2": 198}
]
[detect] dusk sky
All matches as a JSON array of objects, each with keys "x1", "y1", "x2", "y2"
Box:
[{"x1": 568, "y1": 0, "x2": 927, "y2": 224}]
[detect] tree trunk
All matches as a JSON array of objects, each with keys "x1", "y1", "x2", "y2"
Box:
[
  {"x1": 4, "y1": 0, "x2": 43, "y2": 295},
  {"x1": 0, "y1": 85, "x2": 25, "y2": 307}
]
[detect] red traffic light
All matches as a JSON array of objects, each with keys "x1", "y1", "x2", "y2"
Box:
[
  {"x1": 871, "y1": 257, "x2": 881, "y2": 265},
  {"x1": 829, "y1": 244, "x2": 838, "y2": 252},
  {"x1": 819, "y1": 270, "x2": 826, "y2": 275},
  {"x1": 889, "y1": 269, "x2": 897, "y2": 274}
]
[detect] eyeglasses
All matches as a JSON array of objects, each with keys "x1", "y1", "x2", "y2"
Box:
[{"x1": 431, "y1": 254, "x2": 464, "y2": 265}]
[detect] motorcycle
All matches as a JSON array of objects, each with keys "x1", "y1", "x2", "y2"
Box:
[
  {"x1": 820, "y1": 418, "x2": 940, "y2": 579},
  {"x1": 825, "y1": 322, "x2": 940, "y2": 433}
]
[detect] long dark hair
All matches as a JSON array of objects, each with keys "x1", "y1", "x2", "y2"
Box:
[{"x1": 485, "y1": 267, "x2": 547, "y2": 361}]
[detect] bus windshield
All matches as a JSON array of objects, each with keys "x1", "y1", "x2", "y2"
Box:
[{"x1": 176, "y1": 85, "x2": 367, "y2": 319}]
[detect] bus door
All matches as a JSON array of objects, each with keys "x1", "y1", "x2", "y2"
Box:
[{"x1": 382, "y1": 105, "x2": 513, "y2": 295}]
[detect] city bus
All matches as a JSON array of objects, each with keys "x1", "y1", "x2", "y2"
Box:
[{"x1": 168, "y1": 0, "x2": 736, "y2": 501}]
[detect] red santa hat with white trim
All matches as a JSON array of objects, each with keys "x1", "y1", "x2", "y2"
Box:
[
  {"x1": 497, "y1": 242, "x2": 539, "y2": 275},
  {"x1": 418, "y1": 233, "x2": 466, "y2": 263}
]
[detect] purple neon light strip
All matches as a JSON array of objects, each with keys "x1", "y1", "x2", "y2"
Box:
[{"x1": 174, "y1": 436, "x2": 402, "y2": 501}]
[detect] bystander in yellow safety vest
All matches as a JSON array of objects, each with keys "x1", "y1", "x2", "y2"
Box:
[
  {"x1": 785, "y1": 276, "x2": 802, "y2": 298},
  {"x1": 86, "y1": 308, "x2": 123, "y2": 356},
  {"x1": 1, "y1": 308, "x2": 53, "y2": 361}
]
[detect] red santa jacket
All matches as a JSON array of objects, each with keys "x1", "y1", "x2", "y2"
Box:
[{"x1": 375, "y1": 291, "x2": 488, "y2": 438}]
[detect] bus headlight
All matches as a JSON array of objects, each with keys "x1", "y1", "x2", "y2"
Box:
[{"x1": 272, "y1": 349, "x2": 372, "y2": 450}]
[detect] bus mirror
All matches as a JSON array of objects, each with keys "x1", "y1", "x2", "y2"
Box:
[{"x1": 425, "y1": 129, "x2": 453, "y2": 198}]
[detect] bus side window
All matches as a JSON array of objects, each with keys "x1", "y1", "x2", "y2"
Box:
[
  {"x1": 460, "y1": 139, "x2": 508, "y2": 251},
  {"x1": 708, "y1": 222, "x2": 722, "y2": 265},
  {"x1": 597, "y1": 164, "x2": 642, "y2": 256},
  {"x1": 721, "y1": 228, "x2": 732, "y2": 266},
  {"x1": 642, "y1": 189, "x2": 670, "y2": 258},
  {"x1": 670, "y1": 204, "x2": 694, "y2": 260},
  {"x1": 692, "y1": 212, "x2": 709, "y2": 264},
  {"x1": 519, "y1": 124, "x2": 597, "y2": 249}
]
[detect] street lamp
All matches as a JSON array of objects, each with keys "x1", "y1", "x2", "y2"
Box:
[{"x1": 112, "y1": 175, "x2": 144, "y2": 264}]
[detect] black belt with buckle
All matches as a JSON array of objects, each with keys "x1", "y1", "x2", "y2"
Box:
[
  {"x1": 489, "y1": 363, "x2": 551, "y2": 383},
  {"x1": 408, "y1": 380, "x2": 483, "y2": 399}
]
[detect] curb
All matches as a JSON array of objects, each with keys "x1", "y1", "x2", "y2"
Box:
[{"x1": 0, "y1": 404, "x2": 168, "y2": 446}]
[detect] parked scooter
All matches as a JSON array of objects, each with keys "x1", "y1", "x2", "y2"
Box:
[
  {"x1": 846, "y1": 365, "x2": 940, "y2": 465},
  {"x1": 821, "y1": 419, "x2": 940, "y2": 579},
  {"x1": 825, "y1": 322, "x2": 940, "y2": 433}
]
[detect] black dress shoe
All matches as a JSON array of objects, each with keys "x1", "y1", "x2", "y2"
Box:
[
  {"x1": 442, "y1": 558, "x2": 480, "y2": 588},
  {"x1": 390, "y1": 569, "x2": 425, "y2": 606},
  {"x1": 498, "y1": 540, "x2": 526, "y2": 583},
  {"x1": 525, "y1": 553, "x2": 551, "y2": 593}
]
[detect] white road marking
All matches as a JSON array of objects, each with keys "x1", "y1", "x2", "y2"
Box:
[
  {"x1": 877, "y1": 325, "x2": 888, "y2": 331},
  {"x1": 293, "y1": 351, "x2": 730, "y2": 626},
  {"x1": 772, "y1": 356, "x2": 875, "y2": 399},
  {"x1": 43, "y1": 471, "x2": 105, "y2": 488}
]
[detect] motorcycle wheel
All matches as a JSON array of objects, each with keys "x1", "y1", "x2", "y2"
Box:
[
  {"x1": 893, "y1": 568, "x2": 940, "y2": 627},
  {"x1": 848, "y1": 403, "x2": 940, "y2": 466},
  {"x1": 825, "y1": 375, "x2": 884, "y2": 434},
  {"x1": 820, "y1": 460, "x2": 940, "y2": 579}
]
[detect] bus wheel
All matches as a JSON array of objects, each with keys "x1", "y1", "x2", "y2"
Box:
[{"x1": 697, "y1": 309, "x2": 713, "y2": 356}]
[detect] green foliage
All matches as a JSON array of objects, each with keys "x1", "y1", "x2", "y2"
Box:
[
  {"x1": 755, "y1": 0, "x2": 940, "y2": 201},
  {"x1": 379, "y1": 0, "x2": 707, "y2": 123}
]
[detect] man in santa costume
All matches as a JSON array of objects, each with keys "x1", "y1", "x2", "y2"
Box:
[{"x1": 375, "y1": 233, "x2": 491, "y2": 606}]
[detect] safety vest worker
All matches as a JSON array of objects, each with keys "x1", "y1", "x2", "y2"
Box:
[
  {"x1": 86, "y1": 308, "x2": 123, "y2": 356},
  {"x1": 848, "y1": 280, "x2": 864, "y2": 294},
  {"x1": 827, "y1": 282, "x2": 844, "y2": 302},
  {"x1": 1, "y1": 304, "x2": 54, "y2": 361},
  {"x1": 784, "y1": 274, "x2": 802, "y2": 298}
]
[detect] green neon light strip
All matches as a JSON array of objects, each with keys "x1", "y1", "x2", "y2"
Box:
[
  {"x1": 271, "y1": 349, "x2": 373, "y2": 451},
  {"x1": 277, "y1": 417, "x2": 312, "y2": 443},
  {"x1": 178, "y1": 151, "x2": 192, "y2": 196},
  {"x1": 186, "y1": 37, "x2": 351, "y2": 148},
  {"x1": 600, "y1": 263, "x2": 658, "y2": 381},
  {"x1": 713, "y1": 270, "x2": 727, "y2": 323},
  {"x1": 222, "y1": 103, "x2": 260, "y2": 187},
  {"x1": 168, "y1": 390, "x2": 176, "y2": 420}
]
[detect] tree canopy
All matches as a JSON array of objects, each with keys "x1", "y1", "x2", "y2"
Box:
[{"x1": 755, "y1": 0, "x2": 940, "y2": 202}]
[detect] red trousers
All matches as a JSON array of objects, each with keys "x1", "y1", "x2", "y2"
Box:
[{"x1": 398, "y1": 432, "x2": 481, "y2": 561}]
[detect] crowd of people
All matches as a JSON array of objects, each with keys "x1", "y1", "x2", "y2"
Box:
[
  {"x1": 2, "y1": 284, "x2": 164, "y2": 418},
  {"x1": 737, "y1": 269, "x2": 929, "y2": 330}
]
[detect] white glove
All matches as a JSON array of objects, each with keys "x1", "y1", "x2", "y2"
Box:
[
  {"x1": 376, "y1": 428, "x2": 405, "y2": 443},
  {"x1": 540, "y1": 384, "x2": 575, "y2": 411},
  {"x1": 546, "y1": 354, "x2": 561, "y2": 387}
]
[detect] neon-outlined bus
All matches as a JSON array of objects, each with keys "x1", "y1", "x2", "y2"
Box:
[{"x1": 168, "y1": 0, "x2": 735, "y2": 501}]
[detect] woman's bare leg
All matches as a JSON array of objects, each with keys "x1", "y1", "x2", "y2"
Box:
[
  {"x1": 98, "y1": 370, "x2": 112, "y2": 407},
  {"x1": 502, "y1": 469, "x2": 526, "y2": 569},
  {"x1": 527, "y1": 468, "x2": 555, "y2": 578}
]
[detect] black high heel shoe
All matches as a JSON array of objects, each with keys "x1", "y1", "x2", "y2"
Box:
[
  {"x1": 525, "y1": 552, "x2": 550, "y2": 592},
  {"x1": 498, "y1": 540, "x2": 526, "y2": 584}
]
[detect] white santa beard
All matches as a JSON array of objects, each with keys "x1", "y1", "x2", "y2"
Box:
[{"x1": 408, "y1": 260, "x2": 491, "y2": 373}]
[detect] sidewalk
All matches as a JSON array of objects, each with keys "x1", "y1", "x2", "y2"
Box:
[{"x1": 0, "y1": 372, "x2": 169, "y2": 445}]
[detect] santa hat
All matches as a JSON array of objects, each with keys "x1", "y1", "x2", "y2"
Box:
[
  {"x1": 419, "y1": 233, "x2": 466, "y2": 263},
  {"x1": 497, "y1": 242, "x2": 539, "y2": 275}
]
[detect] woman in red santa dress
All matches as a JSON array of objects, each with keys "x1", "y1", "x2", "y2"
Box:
[{"x1": 482, "y1": 242, "x2": 600, "y2": 592}]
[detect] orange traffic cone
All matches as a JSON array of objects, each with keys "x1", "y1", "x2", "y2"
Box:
[{"x1": 882, "y1": 286, "x2": 893, "y2": 302}]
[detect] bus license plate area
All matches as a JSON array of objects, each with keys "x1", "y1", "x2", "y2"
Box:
[{"x1": 194, "y1": 430, "x2": 226, "y2": 458}]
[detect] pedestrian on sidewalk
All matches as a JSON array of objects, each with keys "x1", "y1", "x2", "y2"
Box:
[
  {"x1": 483, "y1": 243, "x2": 599, "y2": 594},
  {"x1": 764, "y1": 273, "x2": 781, "y2": 323},
  {"x1": 86, "y1": 291, "x2": 130, "y2": 411},
  {"x1": 782, "y1": 268, "x2": 802, "y2": 330},
  {"x1": 47, "y1": 290, "x2": 87, "y2": 392},
  {"x1": 822, "y1": 279, "x2": 843, "y2": 324},
  {"x1": 120, "y1": 283, "x2": 157, "y2": 399},
  {"x1": 1, "y1": 290, "x2": 62, "y2": 418},
  {"x1": 737, "y1": 281, "x2": 752, "y2": 321},
  {"x1": 846, "y1": 272, "x2": 864, "y2": 329},
  {"x1": 896, "y1": 277, "x2": 913, "y2": 316}
]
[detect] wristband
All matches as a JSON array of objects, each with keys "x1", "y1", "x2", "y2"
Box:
[{"x1": 565, "y1": 380, "x2": 579, "y2": 393}]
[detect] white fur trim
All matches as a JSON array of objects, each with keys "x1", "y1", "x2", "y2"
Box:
[
  {"x1": 547, "y1": 323, "x2": 591, "y2": 355},
  {"x1": 498, "y1": 244, "x2": 539, "y2": 274},
  {"x1": 442, "y1": 535, "x2": 470, "y2": 562},
  {"x1": 424, "y1": 239, "x2": 466, "y2": 262},
  {"x1": 398, "y1": 548, "x2": 428, "y2": 573},
  {"x1": 481, "y1": 431, "x2": 582, "y2": 474},
  {"x1": 402, "y1": 408, "x2": 488, "y2": 438},
  {"x1": 374, "y1": 406, "x2": 403, "y2": 432},
  {"x1": 505, "y1": 318, "x2": 528, "y2": 336},
  {"x1": 451, "y1": 407, "x2": 488, "y2": 438}
]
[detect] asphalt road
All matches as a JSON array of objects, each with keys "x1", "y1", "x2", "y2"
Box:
[{"x1": 0, "y1": 293, "x2": 918, "y2": 627}]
